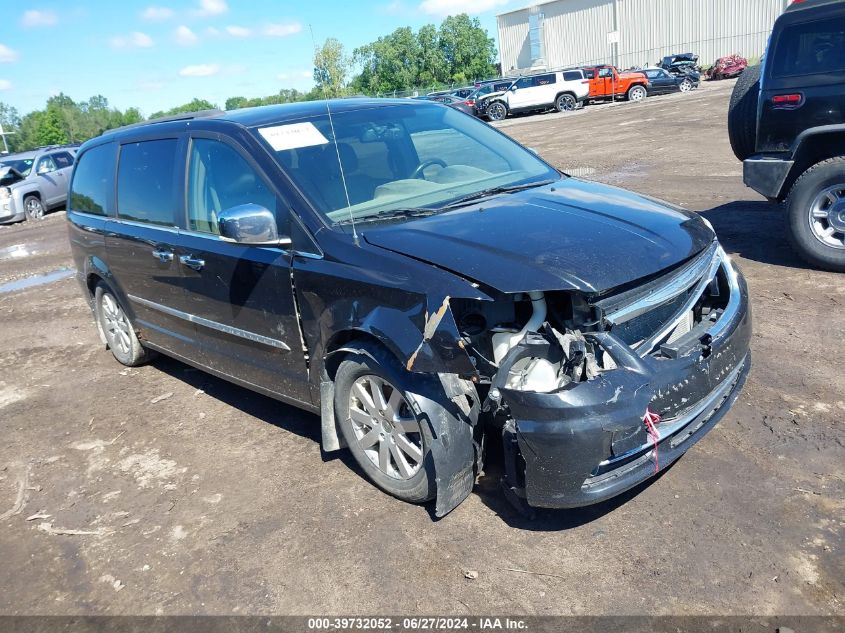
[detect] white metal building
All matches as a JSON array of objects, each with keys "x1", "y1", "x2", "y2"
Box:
[{"x1": 497, "y1": 0, "x2": 790, "y2": 74}]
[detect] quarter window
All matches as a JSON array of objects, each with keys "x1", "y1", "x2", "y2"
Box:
[
  {"x1": 53, "y1": 152, "x2": 74, "y2": 169},
  {"x1": 69, "y1": 143, "x2": 116, "y2": 216},
  {"x1": 563, "y1": 71, "x2": 582, "y2": 81},
  {"x1": 187, "y1": 138, "x2": 276, "y2": 235},
  {"x1": 772, "y1": 16, "x2": 845, "y2": 77},
  {"x1": 117, "y1": 139, "x2": 179, "y2": 226}
]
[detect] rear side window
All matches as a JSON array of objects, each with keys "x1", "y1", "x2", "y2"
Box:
[
  {"x1": 117, "y1": 139, "x2": 178, "y2": 226},
  {"x1": 563, "y1": 71, "x2": 582, "y2": 81},
  {"x1": 69, "y1": 143, "x2": 116, "y2": 216},
  {"x1": 53, "y1": 152, "x2": 74, "y2": 169},
  {"x1": 772, "y1": 16, "x2": 845, "y2": 77},
  {"x1": 533, "y1": 74, "x2": 556, "y2": 86}
]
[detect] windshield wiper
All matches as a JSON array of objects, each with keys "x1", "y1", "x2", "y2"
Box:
[
  {"x1": 438, "y1": 179, "x2": 558, "y2": 210},
  {"x1": 335, "y1": 207, "x2": 438, "y2": 225}
]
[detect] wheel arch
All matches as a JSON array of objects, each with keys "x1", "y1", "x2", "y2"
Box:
[{"x1": 781, "y1": 129, "x2": 845, "y2": 200}]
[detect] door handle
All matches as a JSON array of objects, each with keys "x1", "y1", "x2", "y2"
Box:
[
  {"x1": 179, "y1": 254, "x2": 205, "y2": 271},
  {"x1": 151, "y1": 248, "x2": 173, "y2": 262}
]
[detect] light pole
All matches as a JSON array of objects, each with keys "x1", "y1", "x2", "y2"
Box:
[{"x1": 0, "y1": 122, "x2": 11, "y2": 154}]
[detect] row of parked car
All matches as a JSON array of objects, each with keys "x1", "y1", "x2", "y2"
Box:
[{"x1": 419, "y1": 60, "x2": 701, "y2": 122}]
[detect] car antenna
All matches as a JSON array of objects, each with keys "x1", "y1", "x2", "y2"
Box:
[{"x1": 310, "y1": 24, "x2": 358, "y2": 244}]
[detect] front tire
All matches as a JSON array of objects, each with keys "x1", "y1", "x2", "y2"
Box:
[
  {"x1": 627, "y1": 85, "x2": 647, "y2": 101},
  {"x1": 555, "y1": 93, "x2": 576, "y2": 112},
  {"x1": 679, "y1": 78, "x2": 693, "y2": 92},
  {"x1": 785, "y1": 157, "x2": 845, "y2": 272},
  {"x1": 486, "y1": 101, "x2": 508, "y2": 121},
  {"x1": 334, "y1": 347, "x2": 436, "y2": 504},
  {"x1": 94, "y1": 283, "x2": 153, "y2": 366},
  {"x1": 24, "y1": 196, "x2": 45, "y2": 221}
]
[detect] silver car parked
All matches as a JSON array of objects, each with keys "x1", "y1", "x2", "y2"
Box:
[{"x1": 0, "y1": 145, "x2": 78, "y2": 222}]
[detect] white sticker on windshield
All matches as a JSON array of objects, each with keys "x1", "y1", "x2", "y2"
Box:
[{"x1": 258, "y1": 122, "x2": 330, "y2": 151}]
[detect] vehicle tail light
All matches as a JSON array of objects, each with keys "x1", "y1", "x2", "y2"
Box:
[
  {"x1": 772, "y1": 93, "x2": 803, "y2": 108},
  {"x1": 465, "y1": 99, "x2": 475, "y2": 106},
  {"x1": 582, "y1": 80, "x2": 590, "y2": 84}
]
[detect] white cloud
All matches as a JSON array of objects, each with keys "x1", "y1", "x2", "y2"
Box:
[
  {"x1": 206, "y1": 26, "x2": 221, "y2": 36},
  {"x1": 142, "y1": 6, "x2": 174, "y2": 20},
  {"x1": 0, "y1": 44, "x2": 19, "y2": 63},
  {"x1": 300, "y1": 70, "x2": 312, "y2": 78},
  {"x1": 276, "y1": 72, "x2": 289, "y2": 80},
  {"x1": 179, "y1": 63, "x2": 221, "y2": 77},
  {"x1": 175, "y1": 25, "x2": 198, "y2": 46},
  {"x1": 225, "y1": 25, "x2": 251, "y2": 38},
  {"x1": 111, "y1": 32, "x2": 155, "y2": 49},
  {"x1": 0, "y1": 80, "x2": 11, "y2": 91},
  {"x1": 263, "y1": 22, "x2": 302, "y2": 37},
  {"x1": 418, "y1": 0, "x2": 507, "y2": 16},
  {"x1": 194, "y1": 0, "x2": 228, "y2": 17},
  {"x1": 21, "y1": 9, "x2": 58, "y2": 27}
]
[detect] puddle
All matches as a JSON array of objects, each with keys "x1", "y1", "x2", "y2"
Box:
[
  {"x1": 0, "y1": 244, "x2": 38, "y2": 260},
  {"x1": 0, "y1": 268, "x2": 75, "y2": 294}
]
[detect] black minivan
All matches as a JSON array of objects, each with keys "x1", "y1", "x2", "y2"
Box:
[{"x1": 67, "y1": 100, "x2": 751, "y2": 516}]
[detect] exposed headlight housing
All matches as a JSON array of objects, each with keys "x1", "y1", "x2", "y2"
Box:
[{"x1": 0, "y1": 187, "x2": 10, "y2": 199}]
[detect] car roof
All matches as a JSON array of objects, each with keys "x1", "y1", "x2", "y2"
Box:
[
  {"x1": 1, "y1": 150, "x2": 38, "y2": 160},
  {"x1": 94, "y1": 98, "x2": 426, "y2": 145}
]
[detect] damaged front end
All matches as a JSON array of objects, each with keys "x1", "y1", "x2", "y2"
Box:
[{"x1": 449, "y1": 241, "x2": 751, "y2": 510}]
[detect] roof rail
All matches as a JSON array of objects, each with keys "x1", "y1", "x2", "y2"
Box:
[
  {"x1": 104, "y1": 109, "x2": 225, "y2": 135},
  {"x1": 35, "y1": 143, "x2": 81, "y2": 151}
]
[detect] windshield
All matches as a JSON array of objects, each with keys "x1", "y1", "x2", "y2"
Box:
[
  {"x1": 254, "y1": 102, "x2": 558, "y2": 226},
  {"x1": 0, "y1": 158, "x2": 34, "y2": 176}
]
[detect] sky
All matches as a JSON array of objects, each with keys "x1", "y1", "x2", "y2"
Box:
[{"x1": 0, "y1": 0, "x2": 524, "y2": 117}]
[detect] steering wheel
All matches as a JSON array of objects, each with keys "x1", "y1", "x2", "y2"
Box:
[{"x1": 412, "y1": 158, "x2": 447, "y2": 180}]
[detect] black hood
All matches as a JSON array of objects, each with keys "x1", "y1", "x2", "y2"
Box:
[{"x1": 363, "y1": 178, "x2": 715, "y2": 294}]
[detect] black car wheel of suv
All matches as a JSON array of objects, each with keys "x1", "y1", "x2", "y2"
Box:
[
  {"x1": 487, "y1": 102, "x2": 507, "y2": 121},
  {"x1": 334, "y1": 344, "x2": 437, "y2": 504},
  {"x1": 94, "y1": 283, "x2": 153, "y2": 366},
  {"x1": 727, "y1": 64, "x2": 761, "y2": 161},
  {"x1": 786, "y1": 157, "x2": 845, "y2": 272},
  {"x1": 24, "y1": 196, "x2": 45, "y2": 221},
  {"x1": 555, "y1": 94, "x2": 576, "y2": 112}
]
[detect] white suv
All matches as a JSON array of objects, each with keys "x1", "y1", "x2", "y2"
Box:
[{"x1": 480, "y1": 70, "x2": 590, "y2": 121}]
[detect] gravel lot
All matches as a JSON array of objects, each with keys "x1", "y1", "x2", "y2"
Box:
[{"x1": 0, "y1": 78, "x2": 842, "y2": 616}]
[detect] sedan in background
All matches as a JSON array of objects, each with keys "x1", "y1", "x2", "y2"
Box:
[
  {"x1": 641, "y1": 67, "x2": 700, "y2": 94},
  {"x1": 414, "y1": 94, "x2": 477, "y2": 116}
]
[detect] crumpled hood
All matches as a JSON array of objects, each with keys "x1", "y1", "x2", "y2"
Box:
[
  {"x1": 363, "y1": 178, "x2": 715, "y2": 294},
  {"x1": 0, "y1": 166, "x2": 24, "y2": 187}
]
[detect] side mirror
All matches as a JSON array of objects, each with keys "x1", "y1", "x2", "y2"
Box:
[
  {"x1": 510, "y1": 85, "x2": 518, "y2": 91},
  {"x1": 218, "y1": 203, "x2": 291, "y2": 246}
]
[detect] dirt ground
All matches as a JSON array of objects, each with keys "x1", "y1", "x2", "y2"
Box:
[{"x1": 0, "y1": 78, "x2": 842, "y2": 617}]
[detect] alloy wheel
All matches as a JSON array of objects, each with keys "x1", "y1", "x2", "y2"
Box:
[
  {"x1": 629, "y1": 86, "x2": 646, "y2": 101},
  {"x1": 557, "y1": 95, "x2": 576, "y2": 111},
  {"x1": 100, "y1": 293, "x2": 133, "y2": 356},
  {"x1": 488, "y1": 103, "x2": 506, "y2": 121},
  {"x1": 808, "y1": 184, "x2": 845, "y2": 250},
  {"x1": 348, "y1": 375, "x2": 423, "y2": 480},
  {"x1": 679, "y1": 79, "x2": 692, "y2": 92},
  {"x1": 25, "y1": 198, "x2": 44, "y2": 220}
]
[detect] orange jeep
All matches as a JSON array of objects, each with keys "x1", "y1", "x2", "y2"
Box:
[{"x1": 583, "y1": 65, "x2": 651, "y2": 102}]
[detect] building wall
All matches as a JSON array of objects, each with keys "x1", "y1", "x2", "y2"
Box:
[{"x1": 497, "y1": 0, "x2": 789, "y2": 74}]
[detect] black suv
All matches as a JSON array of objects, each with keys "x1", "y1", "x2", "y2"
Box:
[
  {"x1": 68, "y1": 100, "x2": 750, "y2": 516},
  {"x1": 730, "y1": 0, "x2": 845, "y2": 271}
]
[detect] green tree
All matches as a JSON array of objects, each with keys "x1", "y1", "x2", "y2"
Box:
[
  {"x1": 313, "y1": 37, "x2": 351, "y2": 98},
  {"x1": 35, "y1": 110, "x2": 69, "y2": 146},
  {"x1": 150, "y1": 98, "x2": 217, "y2": 120},
  {"x1": 438, "y1": 14, "x2": 496, "y2": 85},
  {"x1": 0, "y1": 103, "x2": 21, "y2": 152}
]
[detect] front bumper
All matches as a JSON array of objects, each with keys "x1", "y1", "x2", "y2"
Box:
[
  {"x1": 500, "y1": 254, "x2": 752, "y2": 509},
  {"x1": 0, "y1": 196, "x2": 21, "y2": 223}
]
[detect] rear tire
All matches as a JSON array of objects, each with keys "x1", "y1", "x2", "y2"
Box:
[
  {"x1": 334, "y1": 345, "x2": 436, "y2": 504},
  {"x1": 486, "y1": 101, "x2": 508, "y2": 121},
  {"x1": 94, "y1": 283, "x2": 153, "y2": 366},
  {"x1": 555, "y1": 93, "x2": 576, "y2": 112},
  {"x1": 24, "y1": 196, "x2": 45, "y2": 221},
  {"x1": 727, "y1": 64, "x2": 761, "y2": 161},
  {"x1": 785, "y1": 157, "x2": 845, "y2": 272},
  {"x1": 679, "y1": 78, "x2": 693, "y2": 92}
]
